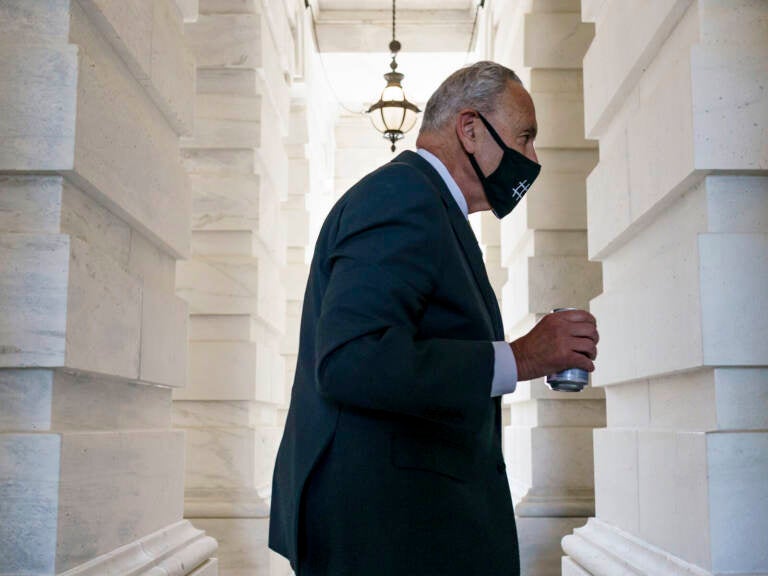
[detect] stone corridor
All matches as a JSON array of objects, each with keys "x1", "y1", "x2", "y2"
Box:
[{"x1": 0, "y1": 0, "x2": 766, "y2": 574}]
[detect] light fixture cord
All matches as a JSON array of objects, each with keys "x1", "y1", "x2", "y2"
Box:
[
  {"x1": 392, "y1": 0, "x2": 396, "y2": 44},
  {"x1": 304, "y1": 2, "x2": 366, "y2": 116},
  {"x1": 465, "y1": 0, "x2": 486, "y2": 62}
]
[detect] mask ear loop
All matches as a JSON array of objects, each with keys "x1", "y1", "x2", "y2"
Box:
[
  {"x1": 475, "y1": 112, "x2": 511, "y2": 151},
  {"x1": 466, "y1": 150, "x2": 487, "y2": 184},
  {"x1": 461, "y1": 111, "x2": 492, "y2": 184}
]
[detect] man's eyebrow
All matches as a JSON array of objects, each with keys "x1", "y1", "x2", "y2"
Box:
[{"x1": 522, "y1": 124, "x2": 538, "y2": 138}]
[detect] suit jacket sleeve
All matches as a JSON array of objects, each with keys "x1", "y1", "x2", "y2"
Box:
[{"x1": 315, "y1": 164, "x2": 494, "y2": 431}]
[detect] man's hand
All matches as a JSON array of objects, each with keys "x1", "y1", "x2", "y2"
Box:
[{"x1": 509, "y1": 309, "x2": 599, "y2": 382}]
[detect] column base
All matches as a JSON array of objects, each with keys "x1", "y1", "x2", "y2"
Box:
[
  {"x1": 562, "y1": 556, "x2": 592, "y2": 576},
  {"x1": 182, "y1": 489, "x2": 281, "y2": 575},
  {"x1": 562, "y1": 518, "x2": 712, "y2": 576},
  {"x1": 190, "y1": 559, "x2": 220, "y2": 576},
  {"x1": 183, "y1": 487, "x2": 272, "y2": 518},
  {"x1": 517, "y1": 516, "x2": 588, "y2": 576},
  {"x1": 191, "y1": 517, "x2": 270, "y2": 576},
  {"x1": 61, "y1": 520, "x2": 217, "y2": 575},
  {"x1": 512, "y1": 484, "x2": 595, "y2": 517}
]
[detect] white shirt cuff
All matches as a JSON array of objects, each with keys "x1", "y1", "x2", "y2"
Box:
[{"x1": 491, "y1": 341, "x2": 518, "y2": 397}]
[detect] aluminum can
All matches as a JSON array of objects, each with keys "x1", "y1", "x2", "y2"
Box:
[{"x1": 546, "y1": 308, "x2": 589, "y2": 392}]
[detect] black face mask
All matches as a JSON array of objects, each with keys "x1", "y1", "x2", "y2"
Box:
[{"x1": 466, "y1": 112, "x2": 541, "y2": 219}]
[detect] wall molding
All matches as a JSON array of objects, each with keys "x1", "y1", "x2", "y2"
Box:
[
  {"x1": 562, "y1": 518, "x2": 711, "y2": 576},
  {"x1": 61, "y1": 520, "x2": 217, "y2": 576}
]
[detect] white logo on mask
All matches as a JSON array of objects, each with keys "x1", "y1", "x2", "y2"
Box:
[{"x1": 512, "y1": 180, "x2": 531, "y2": 202}]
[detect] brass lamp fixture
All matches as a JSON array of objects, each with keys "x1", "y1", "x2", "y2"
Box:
[{"x1": 366, "y1": 0, "x2": 420, "y2": 152}]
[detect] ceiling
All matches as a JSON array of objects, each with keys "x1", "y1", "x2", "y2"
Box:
[
  {"x1": 317, "y1": 0, "x2": 474, "y2": 10},
  {"x1": 312, "y1": 0, "x2": 478, "y2": 53},
  {"x1": 308, "y1": 0, "x2": 484, "y2": 111}
]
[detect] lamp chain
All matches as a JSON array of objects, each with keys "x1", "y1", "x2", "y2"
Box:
[{"x1": 392, "y1": 0, "x2": 396, "y2": 43}]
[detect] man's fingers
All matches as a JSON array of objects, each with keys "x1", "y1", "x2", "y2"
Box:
[
  {"x1": 568, "y1": 352, "x2": 595, "y2": 372},
  {"x1": 519, "y1": 310, "x2": 600, "y2": 379},
  {"x1": 556, "y1": 309, "x2": 596, "y2": 325},
  {"x1": 569, "y1": 324, "x2": 600, "y2": 343},
  {"x1": 571, "y1": 337, "x2": 598, "y2": 361}
]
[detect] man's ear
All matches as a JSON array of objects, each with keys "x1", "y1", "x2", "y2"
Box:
[{"x1": 456, "y1": 109, "x2": 480, "y2": 154}]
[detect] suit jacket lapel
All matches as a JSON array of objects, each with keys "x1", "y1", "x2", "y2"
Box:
[{"x1": 393, "y1": 151, "x2": 505, "y2": 340}]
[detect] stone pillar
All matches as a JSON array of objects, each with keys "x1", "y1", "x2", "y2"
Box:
[
  {"x1": 280, "y1": 99, "x2": 312, "y2": 429},
  {"x1": 471, "y1": 212, "x2": 505, "y2": 312},
  {"x1": 0, "y1": 0, "x2": 217, "y2": 574},
  {"x1": 562, "y1": 1, "x2": 768, "y2": 575},
  {"x1": 334, "y1": 113, "x2": 420, "y2": 202},
  {"x1": 279, "y1": 81, "x2": 336, "y2": 403},
  {"x1": 174, "y1": 0, "x2": 292, "y2": 573},
  {"x1": 492, "y1": 1, "x2": 605, "y2": 574},
  {"x1": 471, "y1": 212, "x2": 508, "y2": 436}
]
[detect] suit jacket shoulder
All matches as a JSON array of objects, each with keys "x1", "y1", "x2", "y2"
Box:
[{"x1": 334, "y1": 156, "x2": 447, "y2": 235}]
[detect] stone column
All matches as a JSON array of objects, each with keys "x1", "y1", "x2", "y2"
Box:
[
  {"x1": 471, "y1": 212, "x2": 505, "y2": 312},
  {"x1": 0, "y1": 0, "x2": 217, "y2": 574},
  {"x1": 492, "y1": 1, "x2": 605, "y2": 574},
  {"x1": 334, "y1": 113, "x2": 419, "y2": 201},
  {"x1": 471, "y1": 212, "x2": 508, "y2": 436},
  {"x1": 280, "y1": 99, "x2": 312, "y2": 429},
  {"x1": 174, "y1": 0, "x2": 292, "y2": 573},
  {"x1": 562, "y1": 1, "x2": 768, "y2": 575}
]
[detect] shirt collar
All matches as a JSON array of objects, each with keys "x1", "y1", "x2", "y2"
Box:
[{"x1": 416, "y1": 148, "x2": 469, "y2": 219}]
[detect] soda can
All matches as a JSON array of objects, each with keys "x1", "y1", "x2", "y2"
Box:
[{"x1": 546, "y1": 308, "x2": 589, "y2": 393}]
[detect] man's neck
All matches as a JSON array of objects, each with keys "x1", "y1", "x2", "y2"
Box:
[{"x1": 416, "y1": 137, "x2": 479, "y2": 213}]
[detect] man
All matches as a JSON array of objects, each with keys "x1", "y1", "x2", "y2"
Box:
[{"x1": 269, "y1": 61, "x2": 599, "y2": 575}]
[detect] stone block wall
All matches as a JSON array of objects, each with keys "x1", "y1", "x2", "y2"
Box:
[
  {"x1": 173, "y1": 0, "x2": 296, "y2": 574},
  {"x1": 562, "y1": 2, "x2": 768, "y2": 575},
  {"x1": 0, "y1": 0, "x2": 217, "y2": 573},
  {"x1": 334, "y1": 112, "x2": 420, "y2": 202},
  {"x1": 492, "y1": 1, "x2": 606, "y2": 574},
  {"x1": 280, "y1": 101, "x2": 311, "y2": 430},
  {"x1": 4, "y1": 2, "x2": 762, "y2": 574}
]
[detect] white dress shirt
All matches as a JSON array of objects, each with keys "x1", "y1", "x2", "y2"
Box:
[{"x1": 417, "y1": 148, "x2": 518, "y2": 396}]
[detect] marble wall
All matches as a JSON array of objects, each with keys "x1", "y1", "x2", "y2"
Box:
[
  {"x1": 490, "y1": 1, "x2": 606, "y2": 574},
  {"x1": 0, "y1": 0, "x2": 217, "y2": 573},
  {"x1": 4, "y1": 2, "x2": 764, "y2": 574},
  {"x1": 333, "y1": 113, "x2": 420, "y2": 201},
  {"x1": 562, "y1": 1, "x2": 768, "y2": 575},
  {"x1": 173, "y1": 0, "x2": 297, "y2": 574}
]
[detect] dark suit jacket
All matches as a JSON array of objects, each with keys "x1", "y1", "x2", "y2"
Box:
[{"x1": 269, "y1": 151, "x2": 519, "y2": 575}]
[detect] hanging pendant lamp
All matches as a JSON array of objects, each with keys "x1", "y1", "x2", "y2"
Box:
[{"x1": 366, "y1": 0, "x2": 421, "y2": 152}]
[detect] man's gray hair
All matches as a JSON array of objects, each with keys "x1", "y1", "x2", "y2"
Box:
[{"x1": 419, "y1": 61, "x2": 522, "y2": 134}]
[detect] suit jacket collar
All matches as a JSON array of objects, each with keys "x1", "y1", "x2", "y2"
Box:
[{"x1": 392, "y1": 151, "x2": 504, "y2": 340}]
